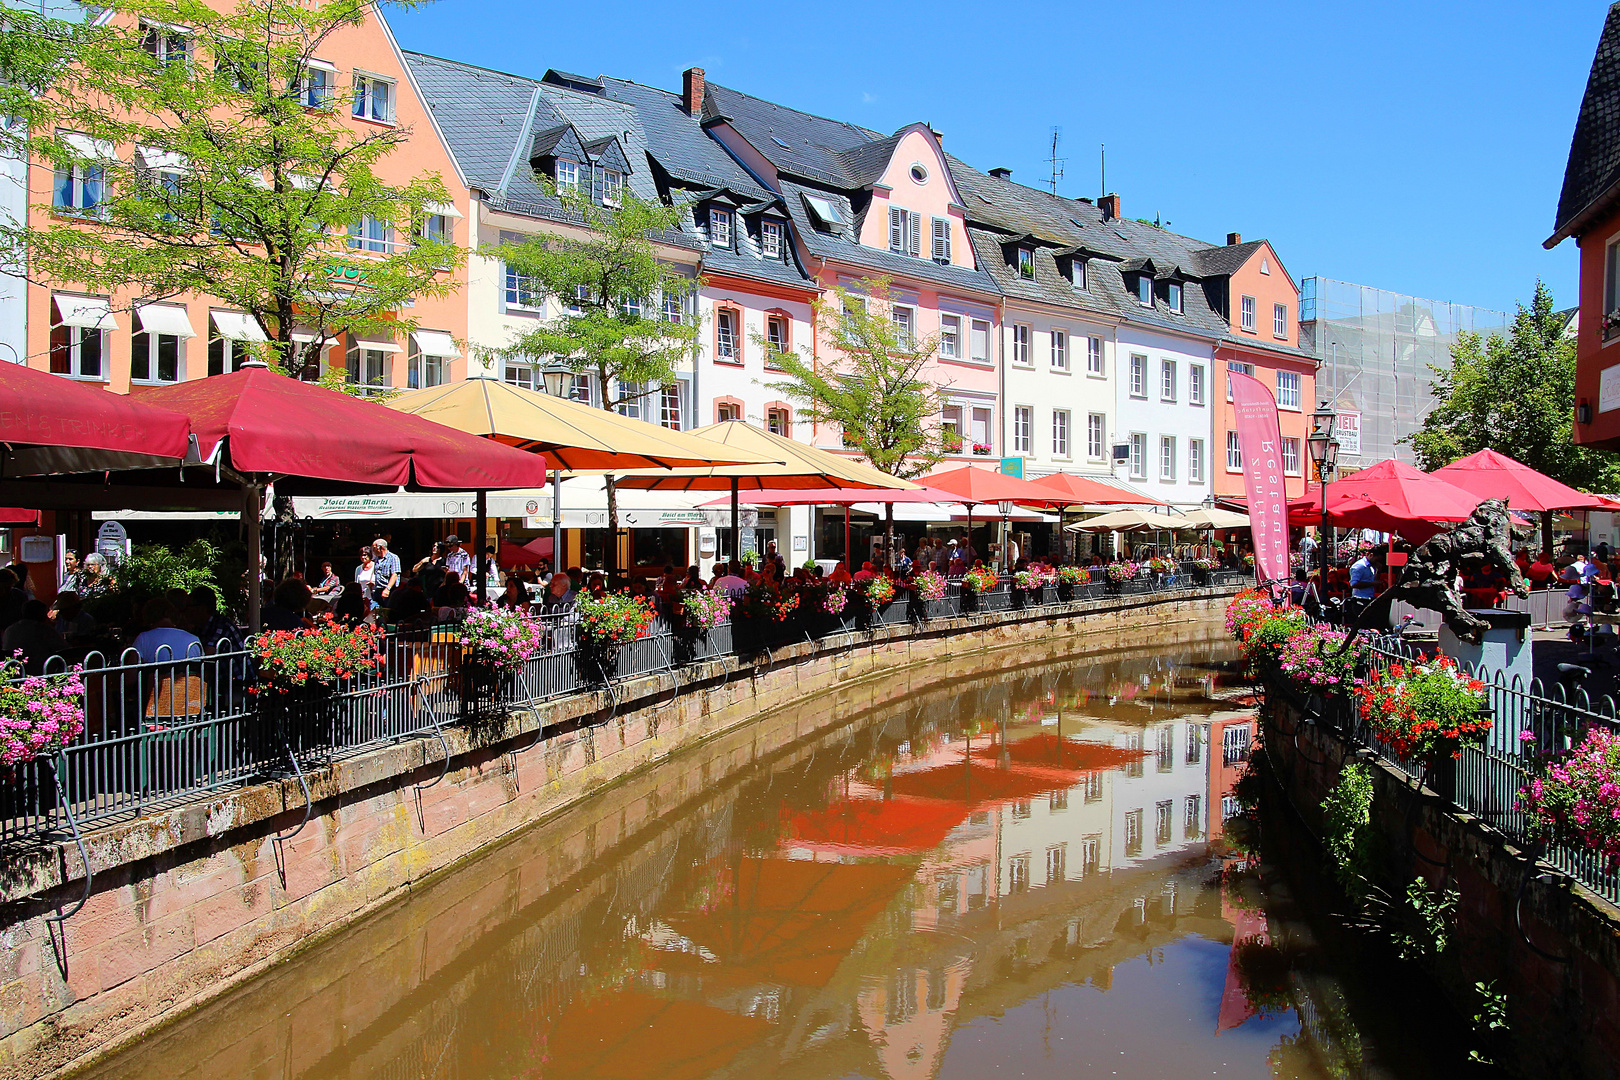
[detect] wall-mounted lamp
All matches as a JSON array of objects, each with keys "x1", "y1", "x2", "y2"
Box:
[{"x1": 1579, "y1": 398, "x2": 1593, "y2": 425}]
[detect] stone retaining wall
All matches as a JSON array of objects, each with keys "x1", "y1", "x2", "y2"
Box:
[{"x1": 0, "y1": 588, "x2": 1232, "y2": 1079}]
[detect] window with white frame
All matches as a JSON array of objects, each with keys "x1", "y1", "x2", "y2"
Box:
[
  {"x1": 1168, "y1": 281, "x2": 1183, "y2": 313},
  {"x1": 345, "y1": 345, "x2": 390, "y2": 391},
  {"x1": 766, "y1": 406, "x2": 790, "y2": 437},
  {"x1": 569, "y1": 373, "x2": 594, "y2": 406},
  {"x1": 888, "y1": 206, "x2": 921, "y2": 256},
  {"x1": 1225, "y1": 360, "x2": 1255, "y2": 401},
  {"x1": 1017, "y1": 247, "x2": 1034, "y2": 279},
  {"x1": 351, "y1": 72, "x2": 394, "y2": 123},
  {"x1": 970, "y1": 406, "x2": 992, "y2": 454},
  {"x1": 1240, "y1": 295, "x2": 1256, "y2": 332},
  {"x1": 296, "y1": 62, "x2": 335, "y2": 108},
  {"x1": 1190, "y1": 364, "x2": 1205, "y2": 405},
  {"x1": 1159, "y1": 435, "x2": 1175, "y2": 480},
  {"x1": 347, "y1": 215, "x2": 392, "y2": 253},
  {"x1": 659, "y1": 383, "x2": 683, "y2": 429},
  {"x1": 1073, "y1": 258, "x2": 1087, "y2": 291},
  {"x1": 141, "y1": 22, "x2": 188, "y2": 67},
  {"x1": 1051, "y1": 329, "x2": 1068, "y2": 370},
  {"x1": 615, "y1": 380, "x2": 644, "y2": 419},
  {"x1": 504, "y1": 261, "x2": 541, "y2": 309},
  {"x1": 52, "y1": 134, "x2": 104, "y2": 215},
  {"x1": 662, "y1": 291, "x2": 684, "y2": 324},
  {"x1": 49, "y1": 320, "x2": 104, "y2": 379},
  {"x1": 1129, "y1": 433, "x2": 1147, "y2": 479},
  {"x1": 594, "y1": 166, "x2": 623, "y2": 207},
  {"x1": 1087, "y1": 413, "x2": 1105, "y2": 460},
  {"x1": 1052, "y1": 409, "x2": 1070, "y2": 458},
  {"x1": 760, "y1": 219, "x2": 784, "y2": 259},
  {"x1": 970, "y1": 318, "x2": 990, "y2": 363},
  {"x1": 1013, "y1": 406, "x2": 1032, "y2": 453},
  {"x1": 765, "y1": 314, "x2": 788, "y2": 365},
  {"x1": 1608, "y1": 238, "x2": 1620, "y2": 337},
  {"x1": 1273, "y1": 302, "x2": 1287, "y2": 338},
  {"x1": 931, "y1": 217, "x2": 951, "y2": 264},
  {"x1": 417, "y1": 211, "x2": 452, "y2": 247},
  {"x1": 1189, "y1": 438, "x2": 1204, "y2": 481},
  {"x1": 709, "y1": 208, "x2": 731, "y2": 248},
  {"x1": 1277, "y1": 370, "x2": 1301, "y2": 409},
  {"x1": 554, "y1": 158, "x2": 580, "y2": 194},
  {"x1": 131, "y1": 317, "x2": 184, "y2": 384},
  {"x1": 407, "y1": 338, "x2": 444, "y2": 390},
  {"x1": 1087, "y1": 336, "x2": 1103, "y2": 375},
  {"x1": 941, "y1": 404, "x2": 963, "y2": 452},
  {"x1": 1129, "y1": 353, "x2": 1146, "y2": 397},
  {"x1": 716, "y1": 401, "x2": 740, "y2": 422},
  {"x1": 939, "y1": 314, "x2": 960, "y2": 359},
  {"x1": 1226, "y1": 429, "x2": 1242, "y2": 471},
  {"x1": 1011, "y1": 324, "x2": 1030, "y2": 366},
  {"x1": 503, "y1": 363, "x2": 535, "y2": 390},
  {"x1": 1160, "y1": 359, "x2": 1176, "y2": 402},
  {"x1": 1137, "y1": 275, "x2": 1152, "y2": 306},
  {"x1": 893, "y1": 305, "x2": 915, "y2": 348},
  {"x1": 565, "y1": 283, "x2": 589, "y2": 314},
  {"x1": 715, "y1": 308, "x2": 739, "y2": 361},
  {"x1": 1283, "y1": 437, "x2": 1301, "y2": 476},
  {"x1": 209, "y1": 336, "x2": 253, "y2": 376}
]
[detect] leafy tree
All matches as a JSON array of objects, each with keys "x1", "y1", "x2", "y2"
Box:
[
  {"x1": 1409, "y1": 281, "x2": 1620, "y2": 493},
  {"x1": 0, "y1": 0, "x2": 458, "y2": 384},
  {"x1": 493, "y1": 191, "x2": 702, "y2": 572},
  {"x1": 0, "y1": 7, "x2": 92, "y2": 159}
]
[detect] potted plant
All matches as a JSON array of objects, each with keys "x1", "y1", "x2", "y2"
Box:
[
  {"x1": 0, "y1": 657, "x2": 86, "y2": 814},
  {"x1": 911, "y1": 569, "x2": 947, "y2": 618},
  {"x1": 1190, "y1": 556, "x2": 1218, "y2": 585},
  {"x1": 575, "y1": 593, "x2": 655, "y2": 682},
  {"x1": 459, "y1": 604, "x2": 545, "y2": 704},
  {"x1": 959, "y1": 566, "x2": 998, "y2": 612},
  {"x1": 678, "y1": 589, "x2": 731, "y2": 635},
  {"x1": 971, "y1": 442, "x2": 993, "y2": 456},
  {"x1": 1521, "y1": 727, "x2": 1620, "y2": 864},
  {"x1": 1354, "y1": 653, "x2": 1490, "y2": 799},
  {"x1": 250, "y1": 615, "x2": 383, "y2": 755},
  {"x1": 1057, "y1": 564, "x2": 1090, "y2": 601},
  {"x1": 1104, "y1": 560, "x2": 1139, "y2": 592},
  {"x1": 865, "y1": 575, "x2": 897, "y2": 615}
]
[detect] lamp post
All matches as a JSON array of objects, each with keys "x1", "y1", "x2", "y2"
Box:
[
  {"x1": 998, "y1": 501, "x2": 1014, "y2": 574},
  {"x1": 541, "y1": 365, "x2": 570, "y2": 577},
  {"x1": 1306, "y1": 402, "x2": 1341, "y2": 574}
]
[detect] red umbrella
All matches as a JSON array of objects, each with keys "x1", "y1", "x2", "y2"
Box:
[
  {"x1": 1431, "y1": 449, "x2": 1609, "y2": 512},
  {"x1": 522, "y1": 535, "x2": 555, "y2": 561},
  {"x1": 1328, "y1": 460, "x2": 1478, "y2": 522},
  {"x1": 0, "y1": 360, "x2": 190, "y2": 474},
  {"x1": 921, "y1": 465, "x2": 1063, "y2": 506},
  {"x1": 1028, "y1": 471, "x2": 1164, "y2": 506},
  {"x1": 784, "y1": 796, "x2": 970, "y2": 857},
  {"x1": 698, "y1": 485, "x2": 954, "y2": 506},
  {"x1": 497, "y1": 540, "x2": 545, "y2": 567}
]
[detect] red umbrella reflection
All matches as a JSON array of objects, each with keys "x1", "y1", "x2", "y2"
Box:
[
  {"x1": 540, "y1": 989, "x2": 769, "y2": 1080},
  {"x1": 885, "y1": 760, "x2": 1074, "y2": 805},
  {"x1": 785, "y1": 796, "x2": 971, "y2": 857},
  {"x1": 970, "y1": 733, "x2": 1149, "y2": 773}
]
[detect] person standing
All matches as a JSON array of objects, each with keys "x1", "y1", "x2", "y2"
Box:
[
  {"x1": 1347, "y1": 549, "x2": 1378, "y2": 619},
  {"x1": 442, "y1": 534, "x2": 473, "y2": 586},
  {"x1": 354, "y1": 547, "x2": 376, "y2": 609},
  {"x1": 371, "y1": 539, "x2": 401, "y2": 613},
  {"x1": 1298, "y1": 531, "x2": 1318, "y2": 571}
]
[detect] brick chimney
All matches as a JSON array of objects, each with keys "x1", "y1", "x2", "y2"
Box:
[
  {"x1": 1098, "y1": 193, "x2": 1120, "y2": 221},
  {"x1": 682, "y1": 67, "x2": 705, "y2": 117},
  {"x1": 989, "y1": 167, "x2": 1012, "y2": 180},
  {"x1": 1226, "y1": 232, "x2": 1242, "y2": 246}
]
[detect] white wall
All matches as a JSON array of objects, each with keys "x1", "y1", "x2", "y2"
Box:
[
  {"x1": 1113, "y1": 325, "x2": 1216, "y2": 508},
  {"x1": 1000, "y1": 302, "x2": 1117, "y2": 479}
]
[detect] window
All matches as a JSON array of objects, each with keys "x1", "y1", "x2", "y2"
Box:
[
  {"x1": 1160, "y1": 359, "x2": 1176, "y2": 402},
  {"x1": 709, "y1": 208, "x2": 731, "y2": 248},
  {"x1": 566, "y1": 284, "x2": 589, "y2": 314},
  {"x1": 1129, "y1": 353, "x2": 1146, "y2": 397},
  {"x1": 1087, "y1": 413, "x2": 1105, "y2": 460},
  {"x1": 1137, "y1": 275, "x2": 1152, "y2": 307},
  {"x1": 1185, "y1": 795, "x2": 1203, "y2": 839},
  {"x1": 1017, "y1": 247, "x2": 1034, "y2": 279},
  {"x1": 1052, "y1": 409, "x2": 1070, "y2": 457},
  {"x1": 1274, "y1": 302, "x2": 1287, "y2": 338},
  {"x1": 407, "y1": 339, "x2": 444, "y2": 390},
  {"x1": 569, "y1": 373, "x2": 594, "y2": 406},
  {"x1": 931, "y1": 217, "x2": 950, "y2": 264},
  {"x1": 1013, "y1": 406, "x2": 1032, "y2": 453},
  {"x1": 941, "y1": 404, "x2": 963, "y2": 453},
  {"x1": 208, "y1": 313, "x2": 262, "y2": 377},
  {"x1": 1225, "y1": 360, "x2": 1254, "y2": 401},
  {"x1": 659, "y1": 384, "x2": 683, "y2": 429},
  {"x1": 1185, "y1": 723, "x2": 1204, "y2": 765},
  {"x1": 52, "y1": 134, "x2": 105, "y2": 215},
  {"x1": 1009, "y1": 854, "x2": 1031, "y2": 894},
  {"x1": 1189, "y1": 364, "x2": 1205, "y2": 405},
  {"x1": 939, "y1": 314, "x2": 960, "y2": 359},
  {"x1": 503, "y1": 363, "x2": 535, "y2": 390},
  {"x1": 417, "y1": 212, "x2": 452, "y2": 246},
  {"x1": 1167, "y1": 281, "x2": 1183, "y2": 313},
  {"x1": 970, "y1": 406, "x2": 992, "y2": 454},
  {"x1": 595, "y1": 167, "x2": 623, "y2": 207},
  {"x1": 1124, "y1": 809, "x2": 1143, "y2": 857},
  {"x1": 1160, "y1": 435, "x2": 1176, "y2": 480},
  {"x1": 766, "y1": 406, "x2": 790, "y2": 437},
  {"x1": 715, "y1": 308, "x2": 739, "y2": 361},
  {"x1": 1223, "y1": 724, "x2": 1252, "y2": 765},
  {"x1": 760, "y1": 219, "x2": 784, "y2": 259},
  {"x1": 888, "y1": 206, "x2": 921, "y2": 256},
  {"x1": 351, "y1": 72, "x2": 394, "y2": 123},
  {"x1": 131, "y1": 313, "x2": 185, "y2": 384},
  {"x1": 1608, "y1": 238, "x2": 1620, "y2": 339},
  {"x1": 1240, "y1": 295, "x2": 1256, "y2": 332},
  {"x1": 615, "y1": 380, "x2": 644, "y2": 419},
  {"x1": 347, "y1": 215, "x2": 392, "y2": 254},
  {"x1": 1050, "y1": 789, "x2": 1068, "y2": 813},
  {"x1": 1156, "y1": 727, "x2": 1174, "y2": 772},
  {"x1": 296, "y1": 63, "x2": 335, "y2": 108},
  {"x1": 892, "y1": 306, "x2": 914, "y2": 348},
  {"x1": 1073, "y1": 258, "x2": 1087, "y2": 291},
  {"x1": 345, "y1": 345, "x2": 390, "y2": 392},
  {"x1": 504, "y1": 262, "x2": 541, "y2": 309},
  {"x1": 970, "y1": 319, "x2": 990, "y2": 363},
  {"x1": 765, "y1": 314, "x2": 789, "y2": 366},
  {"x1": 1156, "y1": 800, "x2": 1174, "y2": 846},
  {"x1": 1282, "y1": 437, "x2": 1301, "y2": 476},
  {"x1": 1129, "y1": 433, "x2": 1147, "y2": 479},
  {"x1": 1277, "y1": 370, "x2": 1301, "y2": 409},
  {"x1": 1226, "y1": 429, "x2": 1242, "y2": 471},
  {"x1": 1011, "y1": 324, "x2": 1030, "y2": 366},
  {"x1": 50, "y1": 323, "x2": 104, "y2": 379},
  {"x1": 1046, "y1": 845, "x2": 1067, "y2": 885},
  {"x1": 554, "y1": 158, "x2": 580, "y2": 193},
  {"x1": 1087, "y1": 336, "x2": 1104, "y2": 376},
  {"x1": 141, "y1": 22, "x2": 188, "y2": 67},
  {"x1": 1189, "y1": 438, "x2": 1205, "y2": 482},
  {"x1": 1050, "y1": 329, "x2": 1068, "y2": 370},
  {"x1": 716, "y1": 401, "x2": 740, "y2": 422}
]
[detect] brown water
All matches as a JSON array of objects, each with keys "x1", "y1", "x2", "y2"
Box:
[{"x1": 84, "y1": 638, "x2": 1481, "y2": 1080}]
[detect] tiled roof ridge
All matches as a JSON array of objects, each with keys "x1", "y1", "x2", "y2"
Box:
[
  {"x1": 402, "y1": 49, "x2": 545, "y2": 90},
  {"x1": 704, "y1": 79, "x2": 884, "y2": 147}
]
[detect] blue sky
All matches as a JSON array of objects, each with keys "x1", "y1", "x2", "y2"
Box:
[{"x1": 387, "y1": 0, "x2": 1605, "y2": 316}]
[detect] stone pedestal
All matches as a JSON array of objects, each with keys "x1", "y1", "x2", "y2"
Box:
[{"x1": 1437, "y1": 608, "x2": 1533, "y2": 686}]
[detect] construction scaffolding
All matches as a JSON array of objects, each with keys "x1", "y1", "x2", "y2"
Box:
[{"x1": 1299, "y1": 277, "x2": 1511, "y2": 467}]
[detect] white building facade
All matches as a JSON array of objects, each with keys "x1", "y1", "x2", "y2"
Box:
[{"x1": 1112, "y1": 322, "x2": 1216, "y2": 510}]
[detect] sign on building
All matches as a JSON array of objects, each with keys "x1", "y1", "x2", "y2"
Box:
[
  {"x1": 1335, "y1": 411, "x2": 1362, "y2": 458},
  {"x1": 95, "y1": 520, "x2": 128, "y2": 561}
]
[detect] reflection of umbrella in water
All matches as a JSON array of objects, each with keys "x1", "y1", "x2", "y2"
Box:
[
  {"x1": 970, "y1": 733, "x2": 1149, "y2": 773},
  {"x1": 885, "y1": 760, "x2": 1074, "y2": 805},
  {"x1": 661, "y1": 858, "x2": 914, "y2": 988},
  {"x1": 785, "y1": 797, "x2": 972, "y2": 857},
  {"x1": 540, "y1": 989, "x2": 770, "y2": 1080}
]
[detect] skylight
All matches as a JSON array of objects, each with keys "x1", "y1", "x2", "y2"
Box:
[
  {"x1": 804, "y1": 194, "x2": 845, "y2": 230},
  {"x1": 771, "y1": 136, "x2": 793, "y2": 151}
]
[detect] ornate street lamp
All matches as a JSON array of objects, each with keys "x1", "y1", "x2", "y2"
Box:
[
  {"x1": 1306, "y1": 402, "x2": 1340, "y2": 571},
  {"x1": 540, "y1": 364, "x2": 573, "y2": 573},
  {"x1": 998, "y1": 501, "x2": 1014, "y2": 574},
  {"x1": 539, "y1": 363, "x2": 571, "y2": 399}
]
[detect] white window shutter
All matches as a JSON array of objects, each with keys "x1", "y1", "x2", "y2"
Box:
[{"x1": 890, "y1": 206, "x2": 903, "y2": 252}]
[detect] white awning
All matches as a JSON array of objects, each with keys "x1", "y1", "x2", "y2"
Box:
[
  {"x1": 52, "y1": 294, "x2": 117, "y2": 331},
  {"x1": 210, "y1": 310, "x2": 268, "y2": 342},
  {"x1": 289, "y1": 173, "x2": 323, "y2": 192},
  {"x1": 412, "y1": 329, "x2": 459, "y2": 357},
  {"x1": 351, "y1": 334, "x2": 401, "y2": 354},
  {"x1": 423, "y1": 200, "x2": 463, "y2": 220},
  {"x1": 60, "y1": 132, "x2": 116, "y2": 163},
  {"x1": 135, "y1": 145, "x2": 187, "y2": 173},
  {"x1": 290, "y1": 328, "x2": 335, "y2": 346},
  {"x1": 135, "y1": 303, "x2": 197, "y2": 339}
]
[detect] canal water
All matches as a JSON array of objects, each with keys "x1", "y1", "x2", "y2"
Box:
[{"x1": 86, "y1": 637, "x2": 1487, "y2": 1080}]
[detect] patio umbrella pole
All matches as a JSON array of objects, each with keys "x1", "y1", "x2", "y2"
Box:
[
  {"x1": 474, "y1": 489, "x2": 487, "y2": 605},
  {"x1": 731, "y1": 477, "x2": 740, "y2": 566},
  {"x1": 245, "y1": 480, "x2": 262, "y2": 634},
  {"x1": 553, "y1": 470, "x2": 563, "y2": 575}
]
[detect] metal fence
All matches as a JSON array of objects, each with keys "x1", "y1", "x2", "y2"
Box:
[{"x1": 1, "y1": 566, "x2": 1246, "y2": 857}]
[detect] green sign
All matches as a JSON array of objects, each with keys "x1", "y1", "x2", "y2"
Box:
[{"x1": 1000, "y1": 456, "x2": 1024, "y2": 479}]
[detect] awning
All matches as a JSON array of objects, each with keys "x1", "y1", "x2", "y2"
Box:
[
  {"x1": 423, "y1": 200, "x2": 463, "y2": 219},
  {"x1": 411, "y1": 329, "x2": 459, "y2": 357},
  {"x1": 351, "y1": 334, "x2": 401, "y2": 354},
  {"x1": 211, "y1": 310, "x2": 268, "y2": 342},
  {"x1": 135, "y1": 145, "x2": 187, "y2": 173},
  {"x1": 53, "y1": 294, "x2": 118, "y2": 331},
  {"x1": 135, "y1": 303, "x2": 197, "y2": 339},
  {"x1": 290, "y1": 328, "x2": 336, "y2": 346},
  {"x1": 60, "y1": 132, "x2": 115, "y2": 162}
]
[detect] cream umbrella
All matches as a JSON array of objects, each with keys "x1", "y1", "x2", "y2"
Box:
[
  {"x1": 1176, "y1": 508, "x2": 1251, "y2": 530},
  {"x1": 1064, "y1": 508, "x2": 1187, "y2": 532}
]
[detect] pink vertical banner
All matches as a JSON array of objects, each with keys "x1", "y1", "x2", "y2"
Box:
[{"x1": 1228, "y1": 371, "x2": 1290, "y2": 588}]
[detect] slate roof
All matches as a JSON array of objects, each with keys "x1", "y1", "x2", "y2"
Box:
[
  {"x1": 1553, "y1": 3, "x2": 1620, "y2": 243},
  {"x1": 831, "y1": 131, "x2": 908, "y2": 189},
  {"x1": 702, "y1": 81, "x2": 882, "y2": 187},
  {"x1": 1189, "y1": 239, "x2": 1265, "y2": 279},
  {"x1": 598, "y1": 76, "x2": 772, "y2": 196}
]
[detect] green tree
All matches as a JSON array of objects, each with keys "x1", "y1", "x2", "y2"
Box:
[
  {"x1": 0, "y1": 0, "x2": 458, "y2": 386},
  {"x1": 1408, "y1": 280, "x2": 1620, "y2": 492},
  {"x1": 0, "y1": 7, "x2": 92, "y2": 159},
  {"x1": 493, "y1": 191, "x2": 702, "y2": 572}
]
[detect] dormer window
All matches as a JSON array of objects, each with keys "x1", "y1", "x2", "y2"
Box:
[
  {"x1": 804, "y1": 193, "x2": 846, "y2": 234},
  {"x1": 760, "y1": 219, "x2": 784, "y2": 259},
  {"x1": 709, "y1": 208, "x2": 731, "y2": 248},
  {"x1": 1017, "y1": 248, "x2": 1034, "y2": 280},
  {"x1": 1072, "y1": 258, "x2": 1087, "y2": 291},
  {"x1": 1167, "y1": 281, "x2": 1183, "y2": 314},
  {"x1": 592, "y1": 166, "x2": 622, "y2": 207},
  {"x1": 555, "y1": 159, "x2": 580, "y2": 194},
  {"x1": 1137, "y1": 275, "x2": 1152, "y2": 307}
]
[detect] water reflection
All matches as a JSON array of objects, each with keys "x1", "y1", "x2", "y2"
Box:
[{"x1": 89, "y1": 640, "x2": 1456, "y2": 1080}]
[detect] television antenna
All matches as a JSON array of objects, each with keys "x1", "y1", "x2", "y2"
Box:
[{"x1": 1047, "y1": 127, "x2": 1066, "y2": 195}]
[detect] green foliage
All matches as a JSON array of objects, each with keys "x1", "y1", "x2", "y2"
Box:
[
  {"x1": 1468, "y1": 980, "x2": 1510, "y2": 1065},
  {"x1": 90, "y1": 539, "x2": 222, "y2": 624},
  {"x1": 0, "y1": 0, "x2": 459, "y2": 381},
  {"x1": 1408, "y1": 280, "x2": 1620, "y2": 491},
  {"x1": 763, "y1": 278, "x2": 944, "y2": 480},
  {"x1": 0, "y1": 7, "x2": 91, "y2": 158},
  {"x1": 1322, "y1": 762, "x2": 1375, "y2": 895},
  {"x1": 1390, "y1": 878, "x2": 1456, "y2": 961}
]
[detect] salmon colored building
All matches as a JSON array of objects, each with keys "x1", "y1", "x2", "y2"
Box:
[{"x1": 21, "y1": 2, "x2": 470, "y2": 396}]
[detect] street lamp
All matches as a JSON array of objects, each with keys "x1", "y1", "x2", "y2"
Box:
[
  {"x1": 540, "y1": 364, "x2": 572, "y2": 574},
  {"x1": 539, "y1": 364, "x2": 570, "y2": 399},
  {"x1": 1306, "y1": 402, "x2": 1340, "y2": 572},
  {"x1": 997, "y1": 501, "x2": 1014, "y2": 573}
]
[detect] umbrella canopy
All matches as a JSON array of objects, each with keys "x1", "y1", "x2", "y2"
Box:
[
  {"x1": 540, "y1": 989, "x2": 770, "y2": 1080},
  {"x1": 699, "y1": 484, "x2": 951, "y2": 506},
  {"x1": 613, "y1": 421, "x2": 915, "y2": 491},
  {"x1": 1327, "y1": 459, "x2": 1478, "y2": 523},
  {"x1": 385, "y1": 376, "x2": 773, "y2": 471},
  {"x1": 1286, "y1": 491, "x2": 1450, "y2": 543},
  {"x1": 1029, "y1": 471, "x2": 1164, "y2": 506},
  {"x1": 0, "y1": 360, "x2": 191, "y2": 475},
  {"x1": 1177, "y1": 507, "x2": 1251, "y2": 530},
  {"x1": 784, "y1": 796, "x2": 970, "y2": 857},
  {"x1": 1431, "y1": 449, "x2": 1609, "y2": 512},
  {"x1": 1065, "y1": 508, "x2": 1189, "y2": 533},
  {"x1": 523, "y1": 535, "x2": 555, "y2": 561},
  {"x1": 496, "y1": 540, "x2": 545, "y2": 567},
  {"x1": 920, "y1": 464, "x2": 1064, "y2": 507},
  {"x1": 971, "y1": 733, "x2": 1151, "y2": 772},
  {"x1": 0, "y1": 508, "x2": 40, "y2": 526},
  {"x1": 885, "y1": 759, "x2": 1074, "y2": 805}
]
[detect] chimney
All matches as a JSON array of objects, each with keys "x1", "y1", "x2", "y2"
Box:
[
  {"x1": 1099, "y1": 192, "x2": 1120, "y2": 221},
  {"x1": 1226, "y1": 232, "x2": 1242, "y2": 246},
  {"x1": 989, "y1": 167, "x2": 1012, "y2": 181},
  {"x1": 682, "y1": 67, "x2": 705, "y2": 117}
]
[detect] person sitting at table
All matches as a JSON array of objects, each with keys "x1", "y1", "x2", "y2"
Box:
[
  {"x1": 262, "y1": 579, "x2": 311, "y2": 633},
  {"x1": 828, "y1": 561, "x2": 852, "y2": 584},
  {"x1": 49, "y1": 591, "x2": 97, "y2": 645},
  {"x1": 1526, "y1": 551, "x2": 1558, "y2": 589},
  {"x1": 496, "y1": 578, "x2": 530, "y2": 614},
  {"x1": 682, "y1": 565, "x2": 706, "y2": 592},
  {"x1": 2, "y1": 600, "x2": 64, "y2": 672},
  {"x1": 131, "y1": 598, "x2": 202, "y2": 664},
  {"x1": 431, "y1": 578, "x2": 471, "y2": 623},
  {"x1": 539, "y1": 572, "x2": 576, "y2": 616}
]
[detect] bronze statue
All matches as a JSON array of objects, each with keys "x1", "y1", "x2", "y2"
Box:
[{"x1": 1352, "y1": 498, "x2": 1530, "y2": 644}]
